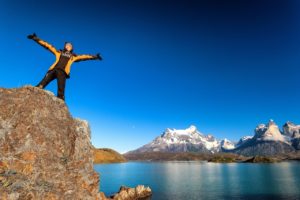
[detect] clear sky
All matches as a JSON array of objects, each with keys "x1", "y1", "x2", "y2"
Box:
[{"x1": 1, "y1": 0, "x2": 300, "y2": 153}]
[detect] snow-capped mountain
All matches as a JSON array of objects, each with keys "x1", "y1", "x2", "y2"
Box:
[
  {"x1": 229, "y1": 120, "x2": 298, "y2": 156},
  {"x1": 126, "y1": 120, "x2": 300, "y2": 156},
  {"x1": 127, "y1": 125, "x2": 227, "y2": 154},
  {"x1": 253, "y1": 119, "x2": 289, "y2": 143}
]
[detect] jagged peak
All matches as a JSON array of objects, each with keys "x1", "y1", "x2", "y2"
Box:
[
  {"x1": 284, "y1": 121, "x2": 297, "y2": 127},
  {"x1": 268, "y1": 119, "x2": 276, "y2": 126},
  {"x1": 256, "y1": 119, "x2": 278, "y2": 131},
  {"x1": 254, "y1": 119, "x2": 285, "y2": 142}
]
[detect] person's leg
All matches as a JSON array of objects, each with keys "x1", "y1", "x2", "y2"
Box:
[
  {"x1": 56, "y1": 70, "x2": 67, "y2": 101},
  {"x1": 36, "y1": 70, "x2": 56, "y2": 88}
]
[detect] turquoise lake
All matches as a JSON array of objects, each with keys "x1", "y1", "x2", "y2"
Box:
[{"x1": 94, "y1": 161, "x2": 300, "y2": 200}]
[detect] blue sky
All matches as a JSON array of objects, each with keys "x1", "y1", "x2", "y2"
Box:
[{"x1": 0, "y1": 0, "x2": 300, "y2": 153}]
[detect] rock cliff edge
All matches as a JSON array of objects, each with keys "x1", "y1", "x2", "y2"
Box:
[{"x1": 0, "y1": 86, "x2": 100, "y2": 199}]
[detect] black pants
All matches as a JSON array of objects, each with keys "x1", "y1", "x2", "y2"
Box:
[{"x1": 36, "y1": 69, "x2": 67, "y2": 100}]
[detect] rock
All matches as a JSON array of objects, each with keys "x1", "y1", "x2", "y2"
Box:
[
  {"x1": 107, "y1": 185, "x2": 152, "y2": 200},
  {"x1": 8, "y1": 192, "x2": 20, "y2": 200},
  {"x1": 0, "y1": 86, "x2": 101, "y2": 199}
]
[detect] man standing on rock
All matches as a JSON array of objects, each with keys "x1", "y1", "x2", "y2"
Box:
[{"x1": 27, "y1": 33, "x2": 102, "y2": 101}]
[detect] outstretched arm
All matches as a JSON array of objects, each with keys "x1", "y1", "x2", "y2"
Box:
[
  {"x1": 73, "y1": 53, "x2": 103, "y2": 62},
  {"x1": 27, "y1": 33, "x2": 58, "y2": 55}
]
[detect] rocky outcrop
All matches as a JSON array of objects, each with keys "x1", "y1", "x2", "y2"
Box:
[
  {"x1": 0, "y1": 86, "x2": 100, "y2": 199},
  {"x1": 101, "y1": 185, "x2": 152, "y2": 200}
]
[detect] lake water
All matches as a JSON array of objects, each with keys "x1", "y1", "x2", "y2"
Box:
[{"x1": 94, "y1": 161, "x2": 300, "y2": 200}]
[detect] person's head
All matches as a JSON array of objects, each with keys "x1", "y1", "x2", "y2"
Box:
[{"x1": 64, "y1": 42, "x2": 73, "y2": 52}]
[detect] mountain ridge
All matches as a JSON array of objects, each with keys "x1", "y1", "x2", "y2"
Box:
[{"x1": 126, "y1": 120, "x2": 300, "y2": 157}]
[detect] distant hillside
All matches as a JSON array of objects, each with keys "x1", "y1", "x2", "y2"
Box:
[
  {"x1": 93, "y1": 147, "x2": 127, "y2": 164},
  {"x1": 124, "y1": 152, "x2": 248, "y2": 162},
  {"x1": 123, "y1": 151, "x2": 300, "y2": 163}
]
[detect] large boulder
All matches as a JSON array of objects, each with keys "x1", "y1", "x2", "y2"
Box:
[
  {"x1": 0, "y1": 86, "x2": 100, "y2": 199},
  {"x1": 109, "y1": 185, "x2": 152, "y2": 200}
]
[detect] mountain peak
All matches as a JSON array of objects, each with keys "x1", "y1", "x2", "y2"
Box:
[
  {"x1": 254, "y1": 120, "x2": 285, "y2": 142},
  {"x1": 283, "y1": 121, "x2": 300, "y2": 138},
  {"x1": 268, "y1": 119, "x2": 276, "y2": 126},
  {"x1": 163, "y1": 125, "x2": 198, "y2": 137},
  {"x1": 187, "y1": 125, "x2": 197, "y2": 132},
  {"x1": 285, "y1": 121, "x2": 295, "y2": 126}
]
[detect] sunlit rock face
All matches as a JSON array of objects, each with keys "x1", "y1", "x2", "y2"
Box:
[{"x1": 0, "y1": 86, "x2": 100, "y2": 199}]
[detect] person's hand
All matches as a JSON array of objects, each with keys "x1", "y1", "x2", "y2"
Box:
[
  {"x1": 27, "y1": 33, "x2": 37, "y2": 39},
  {"x1": 96, "y1": 53, "x2": 103, "y2": 60}
]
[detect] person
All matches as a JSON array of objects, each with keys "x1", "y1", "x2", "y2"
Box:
[{"x1": 27, "y1": 33, "x2": 102, "y2": 101}]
